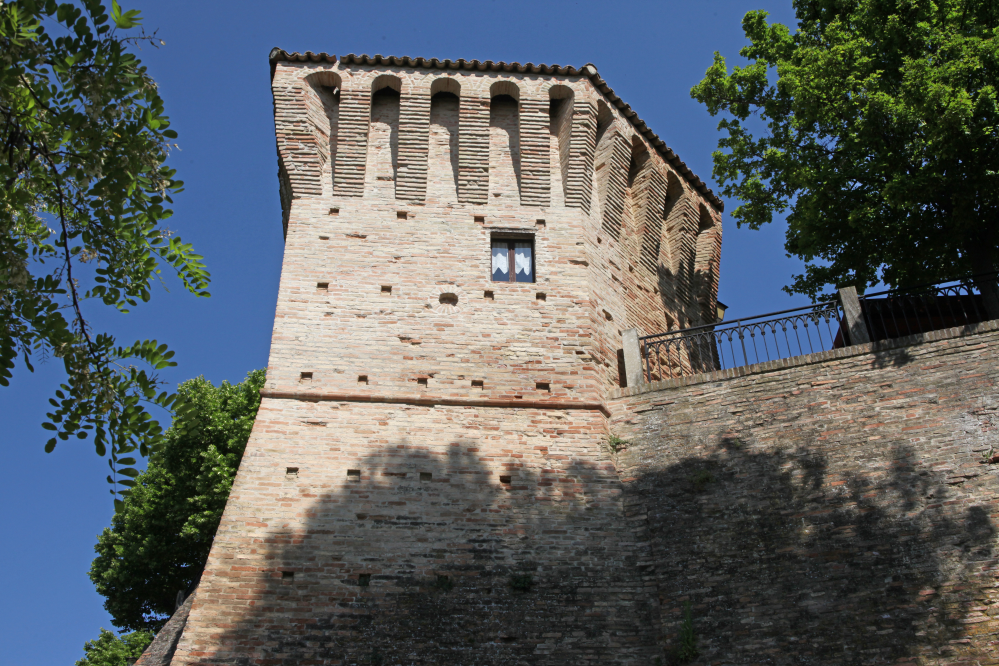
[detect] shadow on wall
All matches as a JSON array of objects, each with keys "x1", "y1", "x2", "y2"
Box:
[
  {"x1": 656, "y1": 263, "x2": 715, "y2": 331},
  {"x1": 629, "y1": 437, "x2": 998, "y2": 665},
  {"x1": 186, "y1": 437, "x2": 660, "y2": 665}
]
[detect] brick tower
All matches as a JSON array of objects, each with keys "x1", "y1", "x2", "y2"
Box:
[{"x1": 156, "y1": 51, "x2": 723, "y2": 666}]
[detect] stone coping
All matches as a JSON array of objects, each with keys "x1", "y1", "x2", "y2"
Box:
[{"x1": 609, "y1": 318, "x2": 999, "y2": 400}]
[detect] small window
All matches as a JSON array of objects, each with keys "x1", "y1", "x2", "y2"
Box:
[{"x1": 491, "y1": 237, "x2": 534, "y2": 283}]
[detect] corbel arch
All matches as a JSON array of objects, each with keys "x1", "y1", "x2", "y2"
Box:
[
  {"x1": 488, "y1": 81, "x2": 521, "y2": 201},
  {"x1": 303, "y1": 71, "x2": 341, "y2": 197},
  {"x1": 428, "y1": 77, "x2": 461, "y2": 202},
  {"x1": 430, "y1": 77, "x2": 460, "y2": 97},
  {"x1": 365, "y1": 74, "x2": 402, "y2": 198},
  {"x1": 548, "y1": 84, "x2": 574, "y2": 205}
]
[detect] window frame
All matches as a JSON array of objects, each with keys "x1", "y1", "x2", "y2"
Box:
[{"x1": 490, "y1": 234, "x2": 536, "y2": 283}]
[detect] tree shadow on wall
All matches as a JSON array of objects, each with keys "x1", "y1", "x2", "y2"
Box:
[
  {"x1": 187, "y1": 436, "x2": 660, "y2": 666},
  {"x1": 656, "y1": 263, "x2": 712, "y2": 329},
  {"x1": 635, "y1": 436, "x2": 998, "y2": 665},
  {"x1": 870, "y1": 344, "x2": 914, "y2": 369}
]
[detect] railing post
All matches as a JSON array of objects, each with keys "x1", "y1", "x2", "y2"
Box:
[
  {"x1": 622, "y1": 328, "x2": 643, "y2": 388},
  {"x1": 980, "y1": 277, "x2": 999, "y2": 321},
  {"x1": 838, "y1": 286, "x2": 871, "y2": 345}
]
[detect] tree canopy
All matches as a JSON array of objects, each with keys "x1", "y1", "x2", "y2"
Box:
[
  {"x1": 76, "y1": 628, "x2": 153, "y2": 666},
  {"x1": 89, "y1": 370, "x2": 264, "y2": 632},
  {"x1": 1, "y1": 0, "x2": 209, "y2": 502},
  {"x1": 691, "y1": 0, "x2": 999, "y2": 302}
]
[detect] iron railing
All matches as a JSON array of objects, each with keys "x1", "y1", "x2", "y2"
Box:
[
  {"x1": 637, "y1": 271, "x2": 999, "y2": 383},
  {"x1": 639, "y1": 301, "x2": 844, "y2": 383},
  {"x1": 858, "y1": 272, "x2": 998, "y2": 342}
]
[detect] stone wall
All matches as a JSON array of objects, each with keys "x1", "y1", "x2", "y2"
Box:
[{"x1": 608, "y1": 322, "x2": 999, "y2": 664}]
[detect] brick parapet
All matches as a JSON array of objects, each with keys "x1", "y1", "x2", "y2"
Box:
[
  {"x1": 608, "y1": 321, "x2": 999, "y2": 664},
  {"x1": 610, "y1": 318, "x2": 999, "y2": 400},
  {"x1": 268, "y1": 50, "x2": 725, "y2": 211}
]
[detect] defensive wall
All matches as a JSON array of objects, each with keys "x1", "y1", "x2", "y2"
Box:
[
  {"x1": 137, "y1": 51, "x2": 999, "y2": 666},
  {"x1": 610, "y1": 320, "x2": 999, "y2": 664},
  {"x1": 155, "y1": 52, "x2": 723, "y2": 666}
]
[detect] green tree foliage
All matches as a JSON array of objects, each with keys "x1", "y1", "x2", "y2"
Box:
[
  {"x1": 0, "y1": 0, "x2": 210, "y2": 502},
  {"x1": 691, "y1": 0, "x2": 999, "y2": 303},
  {"x1": 89, "y1": 370, "x2": 265, "y2": 632},
  {"x1": 76, "y1": 629, "x2": 153, "y2": 666}
]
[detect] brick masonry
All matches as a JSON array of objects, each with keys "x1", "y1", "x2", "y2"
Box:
[
  {"x1": 157, "y1": 55, "x2": 723, "y2": 666},
  {"x1": 609, "y1": 321, "x2": 999, "y2": 664},
  {"x1": 147, "y1": 52, "x2": 999, "y2": 666}
]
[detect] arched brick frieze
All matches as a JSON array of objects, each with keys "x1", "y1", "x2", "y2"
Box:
[
  {"x1": 547, "y1": 84, "x2": 574, "y2": 207},
  {"x1": 594, "y1": 100, "x2": 630, "y2": 242},
  {"x1": 364, "y1": 75, "x2": 403, "y2": 199},
  {"x1": 303, "y1": 71, "x2": 341, "y2": 198},
  {"x1": 488, "y1": 81, "x2": 522, "y2": 204},
  {"x1": 427, "y1": 78, "x2": 461, "y2": 204}
]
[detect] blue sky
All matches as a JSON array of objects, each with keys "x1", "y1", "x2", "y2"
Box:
[{"x1": 0, "y1": 1, "x2": 805, "y2": 663}]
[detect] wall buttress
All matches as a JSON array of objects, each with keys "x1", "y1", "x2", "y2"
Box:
[
  {"x1": 601, "y1": 131, "x2": 631, "y2": 241},
  {"x1": 519, "y1": 97, "x2": 551, "y2": 208},
  {"x1": 396, "y1": 89, "x2": 430, "y2": 203},
  {"x1": 640, "y1": 170, "x2": 669, "y2": 274},
  {"x1": 272, "y1": 79, "x2": 323, "y2": 198},
  {"x1": 567, "y1": 101, "x2": 596, "y2": 213},
  {"x1": 333, "y1": 86, "x2": 370, "y2": 197},
  {"x1": 458, "y1": 95, "x2": 489, "y2": 204}
]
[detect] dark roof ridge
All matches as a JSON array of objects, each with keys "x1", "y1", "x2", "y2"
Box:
[{"x1": 269, "y1": 48, "x2": 723, "y2": 211}]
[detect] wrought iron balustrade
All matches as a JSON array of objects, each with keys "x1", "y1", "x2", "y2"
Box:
[
  {"x1": 636, "y1": 272, "x2": 999, "y2": 384},
  {"x1": 858, "y1": 272, "x2": 998, "y2": 342},
  {"x1": 639, "y1": 302, "x2": 844, "y2": 383}
]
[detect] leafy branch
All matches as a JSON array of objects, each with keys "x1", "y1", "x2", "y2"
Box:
[{"x1": 1, "y1": 0, "x2": 210, "y2": 506}]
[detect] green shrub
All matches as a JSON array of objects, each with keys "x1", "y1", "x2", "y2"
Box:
[
  {"x1": 690, "y1": 469, "x2": 715, "y2": 492},
  {"x1": 676, "y1": 601, "x2": 699, "y2": 663}
]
